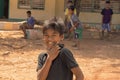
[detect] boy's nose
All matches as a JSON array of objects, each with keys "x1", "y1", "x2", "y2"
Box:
[{"x1": 48, "y1": 37, "x2": 53, "y2": 41}]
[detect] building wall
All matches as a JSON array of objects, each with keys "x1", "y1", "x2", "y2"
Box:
[
  {"x1": 55, "y1": 0, "x2": 64, "y2": 18},
  {"x1": 9, "y1": 0, "x2": 120, "y2": 24},
  {"x1": 79, "y1": 12, "x2": 120, "y2": 24},
  {"x1": 55, "y1": 0, "x2": 120, "y2": 24},
  {"x1": 9, "y1": 0, "x2": 56, "y2": 20}
]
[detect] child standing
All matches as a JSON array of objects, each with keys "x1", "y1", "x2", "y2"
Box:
[
  {"x1": 37, "y1": 20, "x2": 84, "y2": 80},
  {"x1": 64, "y1": 0, "x2": 76, "y2": 39},
  {"x1": 101, "y1": 1, "x2": 113, "y2": 39},
  {"x1": 68, "y1": 6, "x2": 83, "y2": 50}
]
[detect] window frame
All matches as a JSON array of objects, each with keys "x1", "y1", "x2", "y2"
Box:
[
  {"x1": 79, "y1": 0, "x2": 120, "y2": 14},
  {"x1": 18, "y1": 0, "x2": 45, "y2": 10}
]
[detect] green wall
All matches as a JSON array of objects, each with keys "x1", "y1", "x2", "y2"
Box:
[{"x1": 0, "y1": 0, "x2": 4, "y2": 18}]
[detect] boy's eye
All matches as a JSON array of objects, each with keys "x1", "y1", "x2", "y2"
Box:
[
  {"x1": 44, "y1": 35, "x2": 48, "y2": 37},
  {"x1": 44, "y1": 35, "x2": 57, "y2": 38},
  {"x1": 52, "y1": 35, "x2": 57, "y2": 36}
]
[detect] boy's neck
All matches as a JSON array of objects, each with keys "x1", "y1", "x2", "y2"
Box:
[
  {"x1": 71, "y1": 13, "x2": 74, "y2": 15},
  {"x1": 105, "y1": 7, "x2": 110, "y2": 9}
]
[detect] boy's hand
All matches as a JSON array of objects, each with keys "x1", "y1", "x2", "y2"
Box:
[
  {"x1": 47, "y1": 44, "x2": 60, "y2": 61},
  {"x1": 70, "y1": 26, "x2": 75, "y2": 32}
]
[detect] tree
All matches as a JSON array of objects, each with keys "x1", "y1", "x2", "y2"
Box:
[{"x1": 74, "y1": 0, "x2": 81, "y2": 17}]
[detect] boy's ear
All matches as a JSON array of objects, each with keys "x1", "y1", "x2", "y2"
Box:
[{"x1": 60, "y1": 35, "x2": 64, "y2": 40}]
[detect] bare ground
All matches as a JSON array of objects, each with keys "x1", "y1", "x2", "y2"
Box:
[{"x1": 0, "y1": 30, "x2": 120, "y2": 80}]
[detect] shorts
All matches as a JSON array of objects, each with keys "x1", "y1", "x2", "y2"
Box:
[
  {"x1": 75, "y1": 28, "x2": 83, "y2": 40},
  {"x1": 20, "y1": 23, "x2": 34, "y2": 29},
  {"x1": 102, "y1": 23, "x2": 110, "y2": 31}
]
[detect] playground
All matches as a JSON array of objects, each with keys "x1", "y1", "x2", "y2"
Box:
[{"x1": 0, "y1": 26, "x2": 120, "y2": 80}]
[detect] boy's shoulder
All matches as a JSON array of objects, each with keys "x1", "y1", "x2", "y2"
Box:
[
  {"x1": 60, "y1": 47, "x2": 70, "y2": 52},
  {"x1": 31, "y1": 16, "x2": 35, "y2": 19},
  {"x1": 72, "y1": 14, "x2": 77, "y2": 17},
  {"x1": 102, "y1": 8, "x2": 113, "y2": 11},
  {"x1": 71, "y1": 14, "x2": 78, "y2": 19},
  {"x1": 38, "y1": 53, "x2": 47, "y2": 61},
  {"x1": 60, "y1": 48, "x2": 73, "y2": 56}
]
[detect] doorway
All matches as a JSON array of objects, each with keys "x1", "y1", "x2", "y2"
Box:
[{"x1": 0, "y1": 0, "x2": 9, "y2": 19}]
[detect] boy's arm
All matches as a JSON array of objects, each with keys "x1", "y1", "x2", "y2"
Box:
[
  {"x1": 61, "y1": 48, "x2": 84, "y2": 80},
  {"x1": 37, "y1": 45, "x2": 60, "y2": 80},
  {"x1": 101, "y1": 9, "x2": 104, "y2": 24},
  {"x1": 74, "y1": 22, "x2": 79, "y2": 28},
  {"x1": 37, "y1": 57, "x2": 52, "y2": 80},
  {"x1": 110, "y1": 9, "x2": 113, "y2": 25},
  {"x1": 70, "y1": 15, "x2": 79, "y2": 31},
  {"x1": 110, "y1": 15, "x2": 112, "y2": 25},
  {"x1": 101, "y1": 9, "x2": 104, "y2": 15},
  {"x1": 71, "y1": 67, "x2": 84, "y2": 80},
  {"x1": 102, "y1": 15, "x2": 104, "y2": 24}
]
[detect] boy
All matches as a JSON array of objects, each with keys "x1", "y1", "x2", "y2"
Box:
[
  {"x1": 68, "y1": 6, "x2": 83, "y2": 49},
  {"x1": 101, "y1": 1, "x2": 113, "y2": 39},
  {"x1": 37, "y1": 20, "x2": 84, "y2": 80},
  {"x1": 64, "y1": 0, "x2": 76, "y2": 39},
  {"x1": 20, "y1": 11, "x2": 35, "y2": 38},
  {"x1": 65, "y1": 0, "x2": 76, "y2": 16}
]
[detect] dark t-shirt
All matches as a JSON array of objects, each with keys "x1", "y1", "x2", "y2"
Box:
[
  {"x1": 101, "y1": 8, "x2": 113, "y2": 24},
  {"x1": 37, "y1": 48, "x2": 78, "y2": 80}
]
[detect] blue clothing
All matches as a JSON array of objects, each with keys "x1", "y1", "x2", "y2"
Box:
[
  {"x1": 27, "y1": 17, "x2": 35, "y2": 28},
  {"x1": 102, "y1": 23, "x2": 111, "y2": 31},
  {"x1": 71, "y1": 14, "x2": 82, "y2": 29},
  {"x1": 70, "y1": 14, "x2": 83, "y2": 39},
  {"x1": 101, "y1": 8, "x2": 113, "y2": 23},
  {"x1": 67, "y1": 22, "x2": 72, "y2": 30}
]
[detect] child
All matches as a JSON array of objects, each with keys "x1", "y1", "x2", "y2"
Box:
[
  {"x1": 36, "y1": 20, "x2": 84, "y2": 80},
  {"x1": 65, "y1": 0, "x2": 76, "y2": 16},
  {"x1": 64, "y1": 0, "x2": 76, "y2": 39},
  {"x1": 68, "y1": 6, "x2": 83, "y2": 49},
  {"x1": 20, "y1": 11, "x2": 35, "y2": 38},
  {"x1": 101, "y1": 1, "x2": 113, "y2": 39}
]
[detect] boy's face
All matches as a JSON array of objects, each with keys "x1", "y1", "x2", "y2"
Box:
[
  {"x1": 43, "y1": 29, "x2": 64, "y2": 49},
  {"x1": 27, "y1": 13, "x2": 31, "y2": 17},
  {"x1": 68, "y1": 9, "x2": 73, "y2": 15},
  {"x1": 105, "y1": 3, "x2": 110, "y2": 9}
]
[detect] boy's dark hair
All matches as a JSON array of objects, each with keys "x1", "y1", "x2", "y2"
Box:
[
  {"x1": 106, "y1": 1, "x2": 110, "y2": 4},
  {"x1": 68, "y1": 5, "x2": 75, "y2": 11},
  {"x1": 67, "y1": 0, "x2": 73, "y2": 3},
  {"x1": 43, "y1": 20, "x2": 64, "y2": 35},
  {"x1": 26, "y1": 11, "x2": 31, "y2": 14}
]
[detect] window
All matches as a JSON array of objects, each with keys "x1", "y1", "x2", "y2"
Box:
[
  {"x1": 80, "y1": 0, "x2": 120, "y2": 13},
  {"x1": 18, "y1": 0, "x2": 45, "y2": 10},
  {"x1": 80, "y1": 0, "x2": 93, "y2": 12},
  {"x1": 111, "y1": 0, "x2": 120, "y2": 13}
]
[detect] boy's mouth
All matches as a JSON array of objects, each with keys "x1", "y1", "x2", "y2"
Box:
[
  {"x1": 48, "y1": 42, "x2": 53, "y2": 45},
  {"x1": 48, "y1": 42, "x2": 57, "y2": 46},
  {"x1": 47, "y1": 42, "x2": 56, "y2": 46},
  {"x1": 47, "y1": 42, "x2": 57, "y2": 50}
]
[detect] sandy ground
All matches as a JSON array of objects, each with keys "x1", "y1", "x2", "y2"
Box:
[{"x1": 0, "y1": 29, "x2": 120, "y2": 80}]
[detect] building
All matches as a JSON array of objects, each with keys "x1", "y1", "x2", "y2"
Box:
[{"x1": 0, "y1": 0, "x2": 120, "y2": 24}]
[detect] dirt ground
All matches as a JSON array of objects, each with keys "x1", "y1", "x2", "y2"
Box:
[{"x1": 0, "y1": 29, "x2": 120, "y2": 80}]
